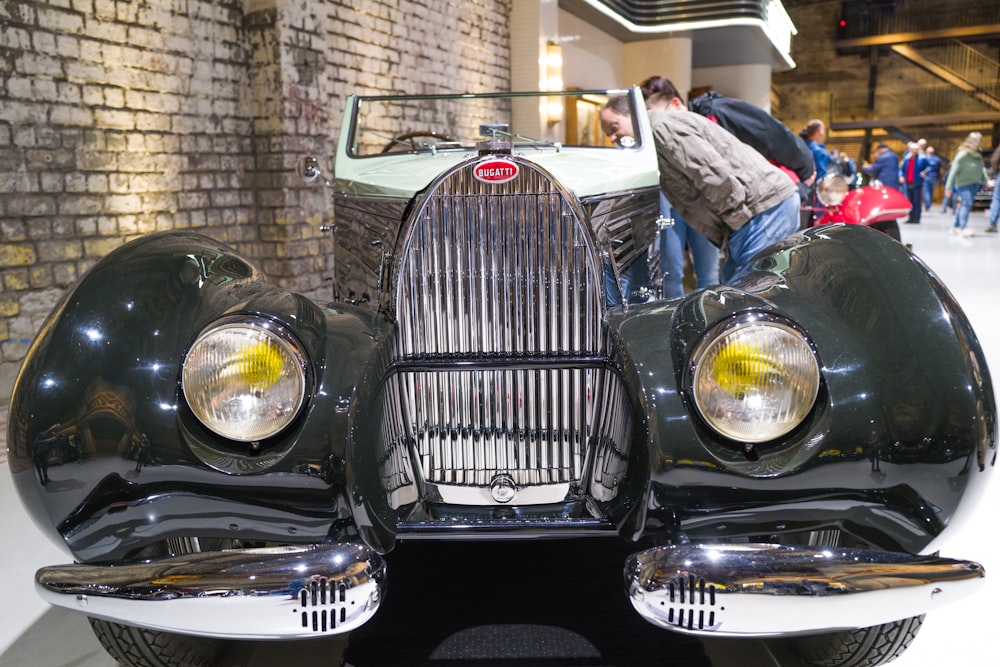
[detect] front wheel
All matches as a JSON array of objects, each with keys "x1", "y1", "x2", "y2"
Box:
[
  {"x1": 869, "y1": 219, "x2": 901, "y2": 241},
  {"x1": 792, "y1": 615, "x2": 924, "y2": 667},
  {"x1": 89, "y1": 618, "x2": 231, "y2": 667}
]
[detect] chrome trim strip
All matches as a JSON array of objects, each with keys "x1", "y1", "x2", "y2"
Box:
[
  {"x1": 396, "y1": 520, "x2": 613, "y2": 535},
  {"x1": 36, "y1": 544, "x2": 385, "y2": 640},
  {"x1": 388, "y1": 355, "x2": 611, "y2": 372},
  {"x1": 627, "y1": 543, "x2": 985, "y2": 637},
  {"x1": 428, "y1": 481, "x2": 572, "y2": 505}
]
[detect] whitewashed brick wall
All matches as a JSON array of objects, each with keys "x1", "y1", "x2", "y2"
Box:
[{"x1": 0, "y1": 0, "x2": 510, "y2": 398}]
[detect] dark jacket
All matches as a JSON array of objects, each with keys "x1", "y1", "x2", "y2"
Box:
[
  {"x1": 863, "y1": 149, "x2": 902, "y2": 192},
  {"x1": 924, "y1": 152, "x2": 942, "y2": 179},
  {"x1": 900, "y1": 152, "x2": 929, "y2": 187},
  {"x1": 688, "y1": 91, "x2": 815, "y2": 183}
]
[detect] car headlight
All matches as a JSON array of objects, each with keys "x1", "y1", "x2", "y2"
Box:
[
  {"x1": 182, "y1": 318, "x2": 308, "y2": 442},
  {"x1": 690, "y1": 316, "x2": 820, "y2": 443},
  {"x1": 815, "y1": 173, "x2": 850, "y2": 206}
]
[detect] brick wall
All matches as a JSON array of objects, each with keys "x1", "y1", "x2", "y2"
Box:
[{"x1": 0, "y1": 0, "x2": 510, "y2": 399}]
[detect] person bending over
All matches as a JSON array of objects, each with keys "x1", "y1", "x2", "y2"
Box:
[
  {"x1": 599, "y1": 94, "x2": 719, "y2": 298},
  {"x1": 637, "y1": 85, "x2": 800, "y2": 283}
]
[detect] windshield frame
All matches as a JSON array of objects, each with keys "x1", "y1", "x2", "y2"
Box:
[{"x1": 343, "y1": 88, "x2": 643, "y2": 158}]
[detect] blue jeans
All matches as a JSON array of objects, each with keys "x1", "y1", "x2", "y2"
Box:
[
  {"x1": 922, "y1": 174, "x2": 938, "y2": 211},
  {"x1": 660, "y1": 194, "x2": 719, "y2": 298},
  {"x1": 905, "y1": 184, "x2": 922, "y2": 222},
  {"x1": 953, "y1": 183, "x2": 980, "y2": 230},
  {"x1": 722, "y1": 192, "x2": 801, "y2": 283},
  {"x1": 604, "y1": 253, "x2": 651, "y2": 306},
  {"x1": 988, "y1": 181, "x2": 1000, "y2": 227}
]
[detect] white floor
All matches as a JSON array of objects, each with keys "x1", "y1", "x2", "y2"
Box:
[
  {"x1": 1, "y1": 207, "x2": 998, "y2": 666},
  {"x1": 883, "y1": 208, "x2": 1000, "y2": 666}
]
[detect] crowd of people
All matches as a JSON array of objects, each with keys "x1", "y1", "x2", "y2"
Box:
[
  {"x1": 858, "y1": 135, "x2": 998, "y2": 236},
  {"x1": 598, "y1": 81, "x2": 998, "y2": 303}
]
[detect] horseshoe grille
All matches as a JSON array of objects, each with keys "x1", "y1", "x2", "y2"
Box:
[{"x1": 379, "y1": 156, "x2": 632, "y2": 507}]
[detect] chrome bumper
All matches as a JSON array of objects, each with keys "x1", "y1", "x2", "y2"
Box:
[
  {"x1": 36, "y1": 543, "x2": 385, "y2": 640},
  {"x1": 627, "y1": 543, "x2": 985, "y2": 637}
]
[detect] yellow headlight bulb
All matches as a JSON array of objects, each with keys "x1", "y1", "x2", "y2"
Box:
[
  {"x1": 711, "y1": 338, "x2": 782, "y2": 397},
  {"x1": 230, "y1": 339, "x2": 285, "y2": 388}
]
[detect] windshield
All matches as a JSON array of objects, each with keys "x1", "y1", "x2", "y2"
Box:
[{"x1": 347, "y1": 89, "x2": 639, "y2": 156}]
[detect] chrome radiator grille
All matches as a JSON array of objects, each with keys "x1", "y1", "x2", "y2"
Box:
[
  {"x1": 394, "y1": 161, "x2": 604, "y2": 357},
  {"x1": 379, "y1": 157, "x2": 631, "y2": 506}
]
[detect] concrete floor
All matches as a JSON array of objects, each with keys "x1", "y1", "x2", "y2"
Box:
[{"x1": 1, "y1": 207, "x2": 998, "y2": 666}]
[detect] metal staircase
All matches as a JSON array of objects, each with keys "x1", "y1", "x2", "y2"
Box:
[
  {"x1": 889, "y1": 40, "x2": 1000, "y2": 112},
  {"x1": 824, "y1": 0, "x2": 1000, "y2": 158}
]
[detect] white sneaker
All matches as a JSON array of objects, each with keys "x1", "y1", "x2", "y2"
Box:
[
  {"x1": 962, "y1": 227, "x2": 975, "y2": 237},
  {"x1": 950, "y1": 227, "x2": 961, "y2": 236}
]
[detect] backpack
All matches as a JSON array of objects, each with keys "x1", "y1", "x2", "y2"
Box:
[{"x1": 689, "y1": 91, "x2": 815, "y2": 183}]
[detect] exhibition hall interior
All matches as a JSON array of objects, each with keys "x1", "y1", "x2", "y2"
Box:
[{"x1": 1, "y1": 1, "x2": 999, "y2": 666}]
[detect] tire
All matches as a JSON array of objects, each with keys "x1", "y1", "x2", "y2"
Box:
[
  {"x1": 870, "y1": 219, "x2": 901, "y2": 241},
  {"x1": 792, "y1": 615, "x2": 924, "y2": 667},
  {"x1": 89, "y1": 618, "x2": 230, "y2": 667}
]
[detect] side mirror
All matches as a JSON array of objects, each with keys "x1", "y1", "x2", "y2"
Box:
[{"x1": 297, "y1": 156, "x2": 325, "y2": 185}]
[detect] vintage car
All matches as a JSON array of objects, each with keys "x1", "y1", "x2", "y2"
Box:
[
  {"x1": 6, "y1": 88, "x2": 996, "y2": 667},
  {"x1": 974, "y1": 180, "x2": 995, "y2": 211}
]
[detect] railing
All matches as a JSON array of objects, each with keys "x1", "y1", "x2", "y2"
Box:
[
  {"x1": 933, "y1": 40, "x2": 1000, "y2": 91},
  {"x1": 837, "y1": 0, "x2": 1000, "y2": 41},
  {"x1": 831, "y1": 82, "x2": 1000, "y2": 122}
]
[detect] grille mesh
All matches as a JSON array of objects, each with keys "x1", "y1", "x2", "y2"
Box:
[
  {"x1": 381, "y1": 157, "x2": 630, "y2": 504},
  {"x1": 396, "y1": 367, "x2": 593, "y2": 488}
]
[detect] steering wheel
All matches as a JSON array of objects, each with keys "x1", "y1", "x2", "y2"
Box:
[{"x1": 381, "y1": 130, "x2": 457, "y2": 153}]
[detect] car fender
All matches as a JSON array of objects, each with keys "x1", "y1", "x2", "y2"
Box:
[
  {"x1": 7, "y1": 232, "x2": 383, "y2": 562},
  {"x1": 612, "y1": 224, "x2": 996, "y2": 551}
]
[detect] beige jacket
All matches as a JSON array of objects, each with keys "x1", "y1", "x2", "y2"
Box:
[{"x1": 649, "y1": 107, "x2": 797, "y2": 247}]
